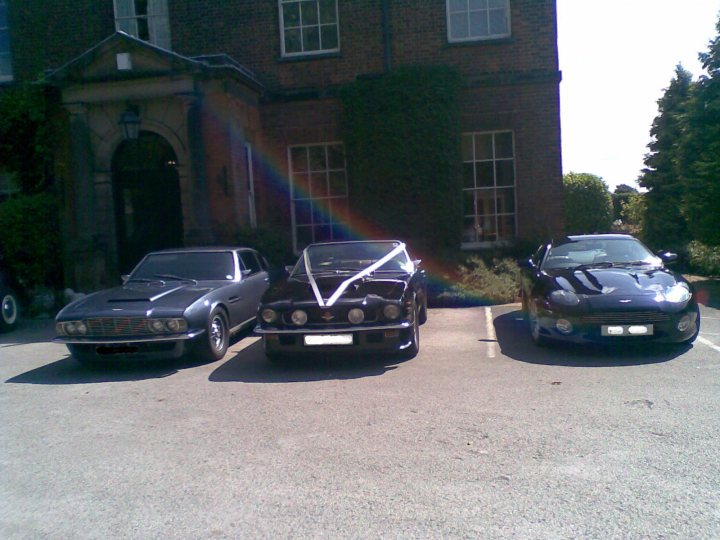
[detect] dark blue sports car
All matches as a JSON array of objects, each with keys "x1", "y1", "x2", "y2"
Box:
[
  {"x1": 54, "y1": 247, "x2": 270, "y2": 364},
  {"x1": 519, "y1": 234, "x2": 700, "y2": 346}
]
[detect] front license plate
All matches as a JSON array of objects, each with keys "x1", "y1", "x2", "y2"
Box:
[
  {"x1": 304, "y1": 334, "x2": 354, "y2": 346},
  {"x1": 601, "y1": 324, "x2": 654, "y2": 336}
]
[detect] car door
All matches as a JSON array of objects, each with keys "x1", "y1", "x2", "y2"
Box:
[{"x1": 236, "y1": 250, "x2": 270, "y2": 323}]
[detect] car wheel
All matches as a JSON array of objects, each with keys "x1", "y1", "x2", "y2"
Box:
[
  {"x1": 196, "y1": 308, "x2": 229, "y2": 362},
  {"x1": 403, "y1": 301, "x2": 420, "y2": 358},
  {"x1": 418, "y1": 294, "x2": 428, "y2": 325},
  {"x1": 528, "y1": 301, "x2": 548, "y2": 346},
  {"x1": 685, "y1": 307, "x2": 701, "y2": 344},
  {"x1": 0, "y1": 287, "x2": 20, "y2": 332}
]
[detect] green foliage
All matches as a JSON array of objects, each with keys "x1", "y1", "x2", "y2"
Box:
[
  {"x1": 435, "y1": 256, "x2": 520, "y2": 306},
  {"x1": 621, "y1": 191, "x2": 645, "y2": 230},
  {"x1": 0, "y1": 84, "x2": 62, "y2": 194},
  {"x1": 562, "y1": 172, "x2": 613, "y2": 234},
  {"x1": 340, "y1": 65, "x2": 463, "y2": 255},
  {"x1": 0, "y1": 192, "x2": 62, "y2": 289},
  {"x1": 687, "y1": 241, "x2": 720, "y2": 276},
  {"x1": 611, "y1": 184, "x2": 638, "y2": 221},
  {"x1": 233, "y1": 225, "x2": 295, "y2": 267}
]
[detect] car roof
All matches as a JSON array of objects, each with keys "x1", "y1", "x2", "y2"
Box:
[
  {"x1": 306, "y1": 240, "x2": 404, "y2": 248},
  {"x1": 564, "y1": 234, "x2": 634, "y2": 242},
  {"x1": 146, "y1": 246, "x2": 256, "y2": 254}
]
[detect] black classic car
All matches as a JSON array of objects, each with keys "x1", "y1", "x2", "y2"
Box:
[
  {"x1": 54, "y1": 247, "x2": 270, "y2": 364},
  {"x1": 255, "y1": 240, "x2": 427, "y2": 360},
  {"x1": 519, "y1": 234, "x2": 700, "y2": 346}
]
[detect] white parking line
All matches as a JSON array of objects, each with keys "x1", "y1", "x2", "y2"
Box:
[
  {"x1": 697, "y1": 336, "x2": 720, "y2": 354},
  {"x1": 485, "y1": 306, "x2": 496, "y2": 358}
]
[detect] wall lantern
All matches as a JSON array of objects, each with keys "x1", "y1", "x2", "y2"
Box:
[{"x1": 118, "y1": 105, "x2": 141, "y2": 140}]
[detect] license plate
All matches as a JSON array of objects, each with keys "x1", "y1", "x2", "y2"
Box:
[
  {"x1": 303, "y1": 334, "x2": 354, "y2": 346},
  {"x1": 601, "y1": 324, "x2": 654, "y2": 336}
]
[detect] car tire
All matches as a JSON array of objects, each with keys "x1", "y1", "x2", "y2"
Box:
[
  {"x1": 196, "y1": 308, "x2": 229, "y2": 362},
  {"x1": 528, "y1": 301, "x2": 548, "y2": 346},
  {"x1": 418, "y1": 294, "x2": 428, "y2": 325},
  {"x1": 403, "y1": 301, "x2": 420, "y2": 358},
  {"x1": 0, "y1": 287, "x2": 20, "y2": 332}
]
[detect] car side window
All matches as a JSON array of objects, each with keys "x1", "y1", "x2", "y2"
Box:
[
  {"x1": 239, "y1": 252, "x2": 262, "y2": 276},
  {"x1": 532, "y1": 245, "x2": 547, "y2": 266}
]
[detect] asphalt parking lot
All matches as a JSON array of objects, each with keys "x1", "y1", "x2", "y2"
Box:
[{"x1": 1, "y1": 304, "x2": 720, "y2": 539}]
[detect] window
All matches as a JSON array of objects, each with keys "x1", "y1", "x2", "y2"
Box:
[
  {"x1": 114, "y1": 0, "x2": 172, "y2": 50},
  {"x1": 0, "y1": 0, "x2": 12, "y2": 81},
  {"x1": 239, "y1": 251, "x2": 262, "y2": 276},
  {"x1": 447, "y1": 0, "x2": 510, "y2": 42},
  {"x1": 289, "y1": 143, "x2": 349, "y2": 252},
  {"x1": 462, "y1": 131, "x2": 516, "y2": 245},
  {"x1": 279, "y1": 0, "x2": 339, "y2": 57}
]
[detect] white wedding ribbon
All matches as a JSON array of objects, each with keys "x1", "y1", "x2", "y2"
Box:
[{"x1": 304, "y1": 243, "x2": 407, "y2": 307}]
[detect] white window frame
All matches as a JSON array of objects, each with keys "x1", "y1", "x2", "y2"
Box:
[
  {"x1": 446, "y1": 0, "x2": 511, "y2": 43},
  {"x1": 461, "y1": 130, "x2": 517, "y2": 248},
  {"x1": 288, "y1": 142, "x2": 349, "y2": 253},
  {"x1": 114, "y1": 0, "x2": 172, "y2": 50},
  {"x1": 0, "y1": 0, "x2": 13, "y2": 82},
  {"x1": 278, "y1": 0, "x2": 340, "y2": 58}
]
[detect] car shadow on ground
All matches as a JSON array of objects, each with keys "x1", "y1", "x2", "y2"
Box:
[
  {"x1": 0, "y1": 319, "x2": 56, "y2": 348},
  {"x1": 210, "y1": 337, "x2": 409, "y2": 383},
  {"x1": 494, "y1": 310, "x2": 690, "y2": 367}
]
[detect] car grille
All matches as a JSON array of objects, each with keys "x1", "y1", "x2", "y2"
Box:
[
  {"x1": 85, "y1": 317, "x2": 153, "y2": 336},
  {"x1": 282, "y1": 307, "x2": 379, "y2": 327},
  {"x1": 581, "y1": 311, "x2": 671, "y2": 325}
]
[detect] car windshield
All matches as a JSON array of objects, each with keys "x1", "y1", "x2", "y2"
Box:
[
  {"x1": 292, "y1": 241, "x2": 411, "y2": 275},
  {"x1": 542, "y1": 238, "x2": 660, "y2": 270},
  {"x1": 130, "y1": 252, "x2": 235, "y2": 281}
]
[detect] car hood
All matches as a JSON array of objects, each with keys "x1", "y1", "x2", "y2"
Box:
[
  {"x1": 545, "y1": 266, "x2": 683, "y2": 298},
  {"x1": 58, "y1": 282, "x2": 216, "y2": 318},
  {"x1": 262, "y1": 273, "x2": 409, "y2": 304}
]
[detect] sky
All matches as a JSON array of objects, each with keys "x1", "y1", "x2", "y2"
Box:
[{"x1": 557, "y1": 0, "x2": 719, "y2": 191}]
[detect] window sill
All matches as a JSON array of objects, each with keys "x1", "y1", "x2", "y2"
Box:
[
  {"x1": 446, "y1": 37, "x2": 514, "y2": 48},
  {"x1": 277, "y1": 51, "x2": 342, "y2": 63},
  {"x1": 461, "y1": 240, "x2": 514, "y2": 250}
]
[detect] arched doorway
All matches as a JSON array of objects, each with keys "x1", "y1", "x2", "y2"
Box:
[{"x1": 112, "y1": 131, "x2": 183, "y2": 273}]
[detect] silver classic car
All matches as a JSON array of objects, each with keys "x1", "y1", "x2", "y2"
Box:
[{"x1": 54, "y1": 247, "x2": 270, "y2": 364}]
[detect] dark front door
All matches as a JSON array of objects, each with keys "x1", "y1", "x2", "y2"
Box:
[{"x1": 112, "y1": 132, "x2": 183, "y2": 273}]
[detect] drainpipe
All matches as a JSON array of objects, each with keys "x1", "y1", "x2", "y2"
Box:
[{"x1": 382, "y1": 0, "x2": 392, "y2": 72}]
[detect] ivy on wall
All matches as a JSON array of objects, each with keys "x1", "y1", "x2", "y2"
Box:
[{"x1": 340, "y1": 65, "x2": 463, "y2": 254}]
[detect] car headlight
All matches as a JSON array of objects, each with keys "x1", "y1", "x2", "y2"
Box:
[
  {"x1": 383, "y1": 304, "x2": 401, "y2": 320},
  {"x1": 150, "y1": 318, "x2": 187, "y2": 334},
  {"x1": 291, "y1": 309, "x2": 308, "y2": 326},
  {"x1": 149, "y1": 319, "x2": 166, "y2": 333},
  {"x1": 664, "y1": 284, "x2": 691, "y2": 303},
  {"x1": 549, "y1": 290, "x2": 580, "y2": 306},
  {"x1": 348, "y1": 308, "x2": 365, "y2": 324},
  {"x1": 57, "y1": 321, "x2": 87, "y2": 336},
  {"x1": 261, "y1": 309, "x2": 277, "y2": 324}
]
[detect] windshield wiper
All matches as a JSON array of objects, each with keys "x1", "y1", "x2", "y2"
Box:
[
  {"x1": 572, "y1": 262, "x2": 615, "y2": 270},
  {"x1": 126, "y1": 277, "x2": 154, "y2": 283},
  {"x1": 153, "y1": 273, "x2": 198, "y2": 284}
]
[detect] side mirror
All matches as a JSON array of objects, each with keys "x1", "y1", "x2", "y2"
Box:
[
  {"x1": 121, "y1": 274, "x2": 130, "y2": 284},
  {"x1": 413, "y1": 259, "x2": 422, "y2": 267},
  {"x1": 240, "y1": 269, "x2": 253, "y2": 278},
  {"x1": 517, "y1": 257, "x2": 535, "y2": 269},
  {"x1": 658, "y1": 251, "x2": 678, "y2": 263},
  {"x1": 284, "y1": 265, "x2": 295, "y2": 274}
]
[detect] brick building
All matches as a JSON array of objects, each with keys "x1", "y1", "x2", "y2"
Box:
[{"x1": 3, "y1": 0, "x2": 563, "y2": 290}]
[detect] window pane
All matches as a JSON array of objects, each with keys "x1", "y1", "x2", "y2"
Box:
[
  {"x1": 294, "y1": 200, "x2": 312, "y2": 225},
  {"x1": 315, "y1": 225, "x2": 332, "y2": 242},
  {"x1": 476, "y1": 189, "x2": 495, "y2": 215},
  {"x1": 300, "y1": 0, "x2": 319, "y2": 25},
  {"x1": 479, "y1": 215, "x2": 497, "y2": 241},
  {"x1": 470, "y1": 0, "x2": 488, "y2": 9},
  {"x1": 332, "y1": 198, "x2": 349, "y2": 223},
  {"x1": 463, "y1": 191, "x2": 476, "y2": 216},
  {"x1": 319, "y1": 0, "x2": 337, "y2": 23},
  {"x1": 495, "y1": 132, "x2": 513, "y2": 158},
  {"x1": 497, "y1": 215, "x2": 515, "y2": 240},
  {"x1": 329, "y1": 171, "x2": 347, "y2": 196},
  {"x1": 496, "y1": 188, "x2": 515, "y2": 213},
  {"x1": 312, "y1": 201, "x2": 330, "y2": 224},
  {"x1": 284, "y1": 28, "x2": 302, "y2": 53},
  {"x1": 0, "y1": 30, "x2": 8, "y2": 51},
  {"x1": 309, "y1": 146, "x2": 326, "y2": 170},
  {"x1": 327, "y1": 144, "x2": 344, "y2": 169},
  {"x1": 461, "y1": 134, "x2": 474, "y2": 161},
  {"x1": 476, "y1": 162, "x2": 494, "y2": 187},
  {"x1": 474, "y1": 134, "x2": 493, "y2": 160},
  {"x1": 449, "y1": 0, "x2": 467, "y2": 13},
  {"x1": 488, "y1": 0, "x2": 506, "y2": 9},
  {"x1": 489, "y1": 8, "x2": 509, "y2": 35},
  {"x1": 135, "y1": 0, "x2": 148, "y2": 16},
  {"x1": 320, "y1": 24, "x2": 338, "y2": 50},
  {"x1": 310, "y1": 172, "x2": 328, "y2": 198},
  {"x1": 463, "y1": 163, "x2": 475, "y2": 189},
  {"x1": 296, "y1": 226, "x2": 313, "y2": 250},
  {"x1": 463, "y1": 218, "x2": 478, "y2": 243},
  {"x1": 449, "y1": 13, "x2": 468, "y2": 39},
  {"x1": 291, "y1": 146, "x2": 308, "y2": 172},
  {"x1": 469, "y1": 10, "x2": 488, "y2": 37},
  {"x1": 293, "y1": 173, "x2": 310, "y2": 197},
  {"x1": 283, "y1": 2, "x2": 300, "y2": 26},
  {"x1": 302, "y1": 25, "x2": 320, "y2": 51},
  {"x1": 496, "y1": 160, "x2": 514, "y2": 186},
  {"x1": 137, "y1": 17, "x2": 150, "y2": 41},
  {"x1": 0, "y1": 3, "x2": 7, "y2": 26}
]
